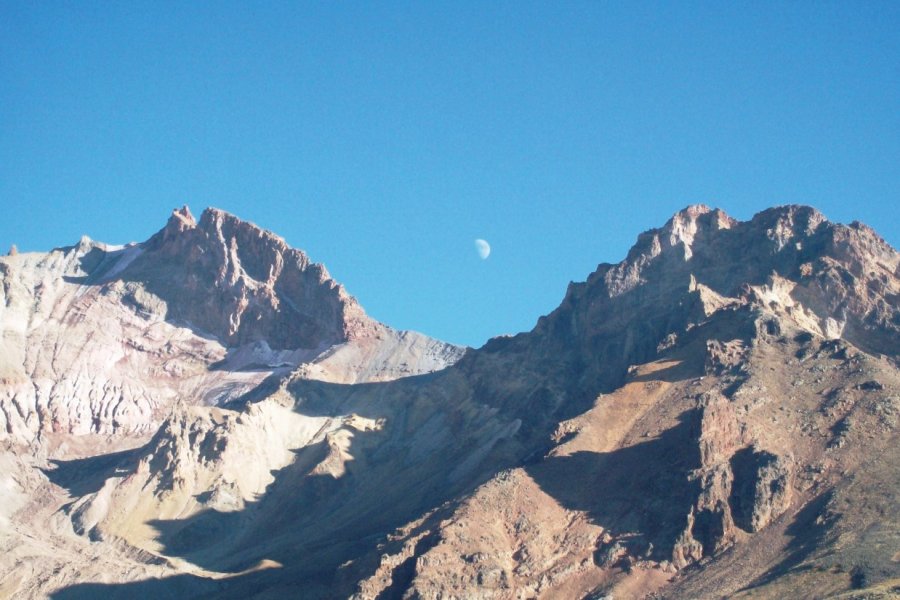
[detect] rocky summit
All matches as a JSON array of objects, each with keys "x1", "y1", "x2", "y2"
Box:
[{"x1": 0, "y1": 204, "x2": 897, "y2": 599}]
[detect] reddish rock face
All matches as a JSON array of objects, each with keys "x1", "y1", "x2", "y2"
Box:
[{"x1": 129, "y1": 205, "x2": 374, "y2": 350}]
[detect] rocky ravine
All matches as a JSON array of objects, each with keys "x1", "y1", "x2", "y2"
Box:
[{"x1": 0, "y1": 204, "x2": 897, "y2": 600}]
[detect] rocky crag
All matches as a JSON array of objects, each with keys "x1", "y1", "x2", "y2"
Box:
[{"x1": 0, "y1": 204, "x2": 897, "y2": 599}]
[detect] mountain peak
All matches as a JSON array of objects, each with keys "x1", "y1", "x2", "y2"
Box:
[
  {"x1": 145, "y1": 205, "x2": 197, "y2": 249},
  {"x1": 125, "y1": 205, "x2": 373, "y2": 349},
  {"x1": 660, "y1": 204, "x2": 736, "y2": 259},
  {"x1": 552, "y1": 203, "x2": 897, "y2": 376},
  {"x1": 170, "y1": 204, "x2": 197, "y2": 229},
  {"x1": 0, "y1": 205, "x2": 463, "y2": 445},
  {"x1": 671, "y1": 202, "x2": 714, "y2": 219}
]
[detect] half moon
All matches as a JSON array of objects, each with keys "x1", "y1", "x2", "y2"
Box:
[{"x1": 475, "y1": 239, "x2": 491, "y2": 260}]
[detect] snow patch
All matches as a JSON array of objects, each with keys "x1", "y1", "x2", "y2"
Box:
[{"x1": 102, "y1": 244, "x2": 144, "y2": 280}]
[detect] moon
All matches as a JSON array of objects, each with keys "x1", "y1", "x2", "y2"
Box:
[{"x1": 474, "y1": 238, "x2": 491, "y2": 260}]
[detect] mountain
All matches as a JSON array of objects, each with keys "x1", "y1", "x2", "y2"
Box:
[
  {"x1": 0, "y1": 206, "x2": 462, "y2": 446},
  {"x1": 0, "y1": 204, "x2": 897, "y2": 599}
]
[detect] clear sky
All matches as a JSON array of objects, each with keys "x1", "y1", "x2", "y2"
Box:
[{"x1": 2, "y1": 3, "x2": 898, "y2": 347}]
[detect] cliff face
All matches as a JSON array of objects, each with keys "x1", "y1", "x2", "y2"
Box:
[
  {"x1": 0, "y1": 204, "x2": 897, "y2": 600},
  {"x1": 136, "y1": 206, "x2": 373, "y2": 349}
]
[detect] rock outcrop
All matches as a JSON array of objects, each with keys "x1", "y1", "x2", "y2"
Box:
[{"x1": 729, "y1": 446, "x2": 792, "y2": 533}]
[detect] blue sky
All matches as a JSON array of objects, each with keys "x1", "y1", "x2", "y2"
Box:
[{"x1": 1, "y1": 2, "x2": 898, "y2": 347}]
